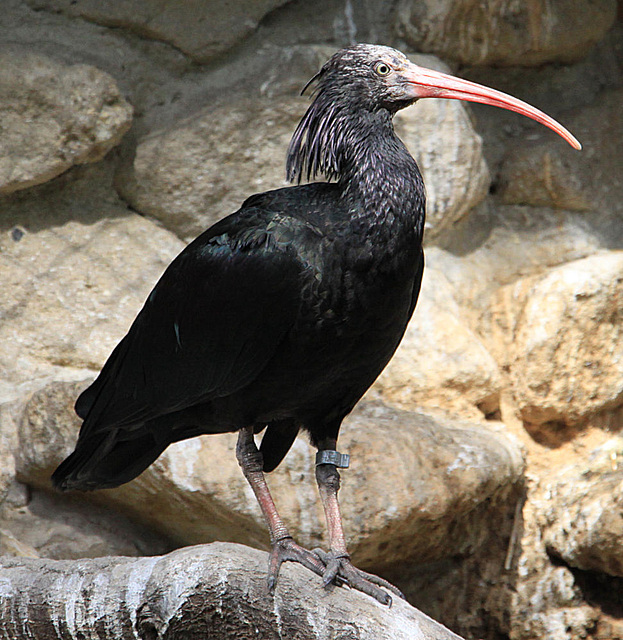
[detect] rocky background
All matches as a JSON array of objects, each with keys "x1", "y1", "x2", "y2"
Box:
[{"x1": 0, "y1": 1, "x2": 622, "y2": 638}]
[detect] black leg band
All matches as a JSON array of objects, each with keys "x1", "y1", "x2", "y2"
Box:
[{"x1": 315, "y1": 450, "x2": 350, "y2": 468}]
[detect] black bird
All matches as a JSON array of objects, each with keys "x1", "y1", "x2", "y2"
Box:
[{"x1": 53, "y1": 44, "x2": 580, "y2": 604}]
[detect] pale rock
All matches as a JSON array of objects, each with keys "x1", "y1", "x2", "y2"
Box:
[
  {"x1": 499, "y1": 88, "x2": 623, "y2": 222},
  {"x1": 117, "y1": 51, "x2": 490, "y2": 241},
  {"x1": 0, "y1": 485, "x2": 172, "y2": 560},
  {"x1": 116, "y1": 98, "x2": 301, "y2": 240},
  {"x1": 499, "y1": 145, "x2": 590, "y2": 211},
  {"x1": 487, "y1": 251, "x2": 623, "y2": 426},
  {"x1": 542, "y1": 437, "x2": 623, "y2": 577},
  {"x1": 0, "y1": 404, "x2": 18, "y2": 504},
  {"x1": 16, "y1": 380, "x2": 524, "y2": 571},
  {"x1": 438, "y1": 204, "x2": 604, "y2": 324},
  {"x1": 0, "y1": 529, "x2": 39, "y2": 558},
  {"x1": 0, "y1": 161, "x2": 185, "y2": 402},
  {"x1": 506, "y1": 465, "x2": 602, "y2": 640},
  {"x1": 396, "y1": 0, "x2": 617, "y2": 67},
  {"x1": 0, "y1": 48, "x2": 133, "y2": 194},
  {"x1": 26, "y1": 0, "x2": 289, "y2": 63},
  {"x1": 371, "y1": 248, "x2": 501, "y2": 417}
]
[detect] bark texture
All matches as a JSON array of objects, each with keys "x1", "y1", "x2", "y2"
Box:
[{"x1": 0, "y1": 541, "x2": 464, "y2": 640}]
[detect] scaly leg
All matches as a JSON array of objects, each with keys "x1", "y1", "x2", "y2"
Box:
[
  {"x1": 315, "y1": 440, "x2": 405, "y2": 606},
  {"x1": 235, "y1": 426, "x2": 327, "y2": 590}
]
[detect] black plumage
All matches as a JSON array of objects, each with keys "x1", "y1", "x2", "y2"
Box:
[
  {"x1": 53, "y1": 44, "x2": 580, "y2": 604},
  {"x1": 54, "y1": 46, "x2": 426, "y2": 491}
]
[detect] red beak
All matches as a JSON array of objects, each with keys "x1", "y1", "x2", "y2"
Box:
[{"x1": 403, "y1": 63, "x2": 581, "y2": 150}]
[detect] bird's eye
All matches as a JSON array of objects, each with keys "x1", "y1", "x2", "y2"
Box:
[{"x1": 374, "y1": 62, "x2": 391, "y2": 76}]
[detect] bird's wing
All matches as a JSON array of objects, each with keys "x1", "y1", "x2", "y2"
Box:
[{"x1": 76, "y1": 209, "x2": 308, "y2": 437}]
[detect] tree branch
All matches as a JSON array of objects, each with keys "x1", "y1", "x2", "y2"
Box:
[{"x1": 0, "y1": 542, "x2": 464, "y2": 640}]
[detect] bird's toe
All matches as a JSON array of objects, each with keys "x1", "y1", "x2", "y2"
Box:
[
  {"x1": 267, "y1": 537, "x2": 331, "y2": 592},
  {"x1": 313, "y1": 549, "x2": 403, "y2": 606}
]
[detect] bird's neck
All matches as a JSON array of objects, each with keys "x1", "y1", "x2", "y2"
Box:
[
  {"x1": 338, "y1": 111, "x2": 426, "y2": 240},
  {"x1": 288, "y1": 101, "x2": 426, "y2": 242}
]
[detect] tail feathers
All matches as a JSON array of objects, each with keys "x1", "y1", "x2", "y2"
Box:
[{"x1": 52, "y1": 428, "x2": 169, "y2": 491}]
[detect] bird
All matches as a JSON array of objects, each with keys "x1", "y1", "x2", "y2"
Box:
[{"x1": 52, "y1": 44, "x2": 580, "y2": 605}]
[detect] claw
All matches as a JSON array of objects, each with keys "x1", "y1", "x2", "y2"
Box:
[
  {"x1": 312, "y1": 548, "x2": 403, "y2": 605},
  {"x1": 266, "y1": 537, "x2": 327, "y2": 592}
]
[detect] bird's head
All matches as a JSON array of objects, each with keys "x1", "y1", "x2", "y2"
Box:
[
  {"x1": 302, "y1": 44, "x2": 421, "y2": 114},
  {"x1": 287, "y1": 44, "x2": 580, "y2": 183}
]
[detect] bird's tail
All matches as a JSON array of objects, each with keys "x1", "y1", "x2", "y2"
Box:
[{"x1": 52, "y1": 428, "x2": 169, "y2": 492}]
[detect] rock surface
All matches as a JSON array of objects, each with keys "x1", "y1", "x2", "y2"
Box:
[
  {"x1": 499, "y1": 87, "x2": 623, "y2": 235},
  {"x1": 541, "y1": 437, "x2": 623, "y2": 577},
  {"x1": 116, "y1": 98, "x2": 301, "y2": 239},
  {"x1": 0, "y1": 160, "x2": 184, "y2": 402},
  {"x1": 396, "y1": 0, "x2": 617, "y2": 66},
  {"x1": 26, "y1": 0, "x2": 289, "y2": 63},
  {"x1": 0, "y1": 482, "x2": 172, "y2": 560},
  {"x1": 487, "y1": 252, "x2": 623, "y2": 427},
  {"x1": 0, "y1": 48, "x2": 132, "y2": 195},
  {"x1": 372, "y1": 249, "x2": 501, "y2": 417}
]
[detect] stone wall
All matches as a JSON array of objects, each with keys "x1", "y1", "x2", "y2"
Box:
[{"x1": 1, "y1": 1, "x2": 622, "y2": 638}]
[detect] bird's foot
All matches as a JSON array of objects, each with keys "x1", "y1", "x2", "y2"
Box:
[
  {"x1": 313, "y1": 548, "x2": 404, "y2": 606},
  {"x1": 267, "y1": 536, "x2": 345, "y2": 592}
]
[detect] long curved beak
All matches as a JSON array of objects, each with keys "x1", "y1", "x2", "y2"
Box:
[{"x1": 403, "y1": 63, "x2": 581, "y2": 150}]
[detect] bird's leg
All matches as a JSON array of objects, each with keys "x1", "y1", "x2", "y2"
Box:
[
  {"x1": 235, "y1": 426, "x2": 327, "y2": 591},
  {"x1": 315, "y1": 439, "x2": 404, "y2": 606}
]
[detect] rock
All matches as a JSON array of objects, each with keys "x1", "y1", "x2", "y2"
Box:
[
  {"x1": 118, "y1": 51, "x2": 490, "y2": 241},
  {"x1": 0, "y1": 404, "x2": 18, "y2": 504},
  {"x1": 542, "y1": 437, "x2": 623, "y2": 577},
  {"x1": 0, "y1": 529, "x2": 39, "y2": 558},
  {"x1": 0, "y1": 484, "x2": 172, "y2": 560},
  {"x1": 116, "y1": 98, "x2": 301, "y2": 239},
  {"x1": 26, "y1": 0, "x2": 289, "y2": 63},
  {"x1": 371, "y1": 248, "x2": 501, "y2": 418},
  {"x1": 15, "y1": 379, "x2": 524, "y2": 571},
  {"x1": 487, "y1": 251, "x2": 623, "y2": 427},
  {"x1": 0, "y1": 160, "x2": 185, "y2": 402},
  {"x1": 505, "y1": 463, "x2": 601, "y2": 640},
  {"x1": 498, "y1": 145, "x2": 590, "y2": 212},
  {"x1": 395, "y1": 0, "x2": 617, "y2": 67},
  {"x1": 0, "y1": 48, "x2": 133, "y2": 194},
  {"x1": 498, "y1": 88, "x2": 623, "y2": 236},
  {"x1": 0, "y1": 542, "x2": 466, "y2": 640}
]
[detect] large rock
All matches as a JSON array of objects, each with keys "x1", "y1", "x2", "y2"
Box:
[
  {"x1": 116, "y1": 98, "x2": 301, "y2": 239},
  {"x1": 0, "y1": 48, "x2": 133, "y2": 195},
  {"x1": 396, "y1": 0, "x2": 617, "y2": 67},
  {"x1": 0, "y1": 160, "x2": 184, "y2": 402},
  {"x1": 505, "y1": 440, "x2": 621, "y2": 640},
  {"x1": 0, "y1": 482, "x2": 171, "y2": 560},
  {"x1": 117, "y1": 51, "x2": 490, "y2": 241},
  {"x1": 542, "y1": 437, "x2": 623, "y2": 577},
  {"x1": 498, "y1": 89, "x2": 623, "y2": 244},
  {"x1": 26, "y1": 0, "x2": 289, "y2": 63},
  {"x1": 15, "y1": 380, "x2": 524, "y2": 572},
  {"x1": 435, "y1": 205, "x2": 605, "y2": 319},
  {"x1": 371, "y1": 248, "x2": 501, "y2": 417},
  {"x1": 487, "y1": 251, "x2": 623, "y2": 427}
]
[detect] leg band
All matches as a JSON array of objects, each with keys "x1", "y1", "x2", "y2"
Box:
[{"x1": 315, "y1": 450, "x2": 350, "y2": 468}]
